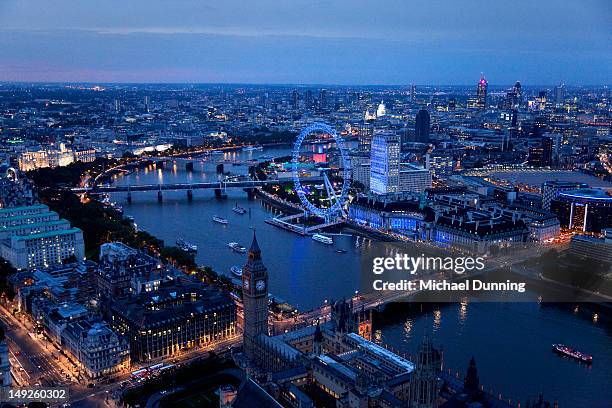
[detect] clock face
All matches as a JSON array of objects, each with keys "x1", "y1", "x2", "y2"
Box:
[
  {"x1": 243, "y1": 279, "x2": 250, "y2": 290},
  {"x1": 256, "y1": 280, "x2": 265, "y2": 292}
]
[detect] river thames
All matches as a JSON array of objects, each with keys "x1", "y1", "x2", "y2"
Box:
[{"x1": 111, "y1": 147, "x2": 612, "y2": 407}]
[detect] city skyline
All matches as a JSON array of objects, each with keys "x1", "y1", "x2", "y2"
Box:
[
  {"x1": 1, "y1": 0, "x2": 610, "y2": 84},
  {"x1": 0, "y1": 1, "x2": 610, "y2": 404}
]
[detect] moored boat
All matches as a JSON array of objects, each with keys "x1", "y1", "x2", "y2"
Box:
[
  {"x1": 312, "y1": 233, "x2": 333, "y2": 245},
  {"x1": 212, "y1": 216, "x2": 228, "y2": 224},
  {"x1": 552, "y1": 344, "x2": 593, "y2": 363},
  {"x1": 242, "y1": 145, "x2": 263, "y2": 152},
  {"x1": 232, "y1": 203, "x2": 247, "y2": 214},
  {"x1": 176, "y1": 239, "x2": 197, "y2": 253}
]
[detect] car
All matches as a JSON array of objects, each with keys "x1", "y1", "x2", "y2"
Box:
[{"x1": 87, "y1": 383, "x2": 95, "y2": 388}]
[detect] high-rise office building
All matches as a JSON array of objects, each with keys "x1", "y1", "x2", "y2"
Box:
[
  {"x1": 476, "y1": 75, "x2": 488, "y2": 109},
  {"x1": 541, "y1": 136, "x2": 554, "y2": 167},
  {"x1": 410, "y1": 84, "x2": 416, "y2": 101},
  {"x1": 305, "y1": 90, "x2": 313, "y2": 110},
  {"x1": 358, "y1": 122, "x2": 374, "y2": 152},
  {"x1": 291, "y1": 89, "x2": 299, "y2": 110},
  {"x1": 370, "y1": 132, "x2": 401, "y2": 195},
  {"x1": 143, "y1": 95, "x2": 150, "y2": 113},
  {"x1": 555, "y1": 83, "x2": 565, "y2": 107},
  {"x1": 242, "y1": 232, "x2": 269, "y2": 361},
  {"x1": 528, "y1": 138, "x2": 553, "y2": 168},
  {"x1": 415, "y1": 109, "x2": 430, "y2": 143},
  {"x1": 513, "y1": 81, "x2": 522, "y2": 108},
  {"x1": 318, "y1": 89, "x2": 328, "y2": 110}
]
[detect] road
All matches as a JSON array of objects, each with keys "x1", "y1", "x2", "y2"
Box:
[{"x1": 0, "y1": 304, "x2": 76, "y2": 389}]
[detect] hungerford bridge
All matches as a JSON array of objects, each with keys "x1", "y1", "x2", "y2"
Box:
[{"x1": 71, "y1": 176, "x2": 324, "y2": 202}]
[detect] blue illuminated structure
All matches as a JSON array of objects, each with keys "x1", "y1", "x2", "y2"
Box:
[{"x1": 292, "y1": 123, "x2": 351, "y2": 219}]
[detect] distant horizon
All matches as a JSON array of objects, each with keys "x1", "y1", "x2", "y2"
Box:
[{"x1": 1, "y1": 80, "x2": 609, "y2": 88}]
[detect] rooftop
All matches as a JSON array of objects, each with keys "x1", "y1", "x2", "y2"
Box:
[
  {"x1": 346, "y1": 332, "x2": 414, "y2": 373},
  {"x1": 559, "y1": 188, "x2": 612, "y2": 201},
  {"x1": 0, "y1": 203, "x2": 48, "y2": 216},
  {"x1": 12, "y1": 227, "x2": 82, "y2": 241}
]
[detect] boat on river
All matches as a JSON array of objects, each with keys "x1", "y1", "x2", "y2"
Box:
[
  {"x1": 552, "y1": 344, "x2": 592, "y2": 363},
  {"x1": 228, "y1": 242, "x2": 247, "y2": 253},
  {"x1": 230, "y1": 266, "x2": 243, "y2": 278},
  {"x1": 312, "y1": 234, "x2": 333, "y2": 245},
  {"x1": 212, "y1": 216, "x2": 228, "y2": 224}
]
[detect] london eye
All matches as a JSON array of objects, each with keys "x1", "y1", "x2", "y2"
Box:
[{"x1": 291, "y1": 123, "x2": 351, "y2": 220}]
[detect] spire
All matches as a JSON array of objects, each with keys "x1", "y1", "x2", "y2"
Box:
[
  {"x1": 314, "y1": 321, "x2": 323, "y2": 343},
  {"x1": 248, "y1": 229, "x2": 261, "y2": 257},
  {"x1": 464, "y1": 356, "x2": 480, "y2": 397}
]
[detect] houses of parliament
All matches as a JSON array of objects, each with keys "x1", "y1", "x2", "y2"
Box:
[{"x1": 237, "y1": 232, "x2": 512, "y2": 408}]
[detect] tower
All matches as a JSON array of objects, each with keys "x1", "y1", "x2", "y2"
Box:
[
  {"x1": 313, "y1": 322, "x2": 323, "y2": 356},
  {"x1": 555, "y1": 83, "x2": 565, "y2": 107},
  {"x1": 292, "y1": 89, "x2": 299, "y2": 110},
  {"x1": 409, "y1": 334, "x2": 441, "y2": 408},
  {"x1": 476, "y1": 74, "x2": 488, "y2": 110},
  {"x1": 0, "y1": 328, "x2": 11, "y2": 387},
  {"x1": 463, "y1": 356, "x2": 480, "y2": 398},
  {"x1": 319, "y1": 89, "x2": 328, "y2": 110},
  {"x1": 242, "y1": 231, "x2": 269, "y2": 361},
  {"x1": 415, "y1": 109, "x2": 430, "y2": 143},
  {"x1": 370, "y1": 131, "x2": 401, "y2": 194}
]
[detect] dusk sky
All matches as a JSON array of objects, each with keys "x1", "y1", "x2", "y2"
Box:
[{"x1": 0, "y1": 0, "x2": 610, "y2": 85}]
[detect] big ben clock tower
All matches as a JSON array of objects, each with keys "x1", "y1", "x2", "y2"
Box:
[{"x1": 242, "y1": 231, "x2": 269, "y2": 361}]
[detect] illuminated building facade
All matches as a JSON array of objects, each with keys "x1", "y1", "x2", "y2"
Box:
[
  {"x1": 0, "y1": 204, "x2": 84, "y2": 270},
  {"x1": 399, "y1": 164, "x2": 432, "y2": 193},
  {"x1": 357, "y1": 122, "x2": 374, "y2": 153},
  {"x1": 476, "y1": 75, "x2": 488, "y2": 109},
  {"x1": 541, "y1": 181, "x2": 589, "y2": 211},
  {"x1": 18, "y1": 145, "x2": 96, "y2": 171},
  {"x1": 111, "y1": 279, "x2": 237, "y2": 362},
  {"x1": 62, "y1": 320, "x2": 130, "y2": 380},
  {"x1": 370, "y1": 132, "x2": 401, "y2": 194},
  {"x1": 242, "y1": 232, "x2": 269, "y2": 361},
  {"x1": 96, "y1": 242, "x2": 160, "y2": 298},
  {"x1": 348, "y1": 151, "x2": 370, "y2": 190},
  {"x1": 550, "y1": 188, "x2": 612, "y2": 233}
]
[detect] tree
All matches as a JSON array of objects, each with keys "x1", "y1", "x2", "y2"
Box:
[{"x1": 0, "y1": 257, "x2": 17, "y2": 301}]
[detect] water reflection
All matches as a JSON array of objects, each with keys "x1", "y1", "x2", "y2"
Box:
[
  {"x1": 403, "y1": 318, "x2": 414, "y2": 341},
  {"x1": 374, "y1": 329, "x2": 383, "y2": 345},
  {"x1": 433, "y1": 309, "x2": 442, "y2": 331},
  {"x1": 458, "y1": 298, "x2": 468, "y2": 325}
]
